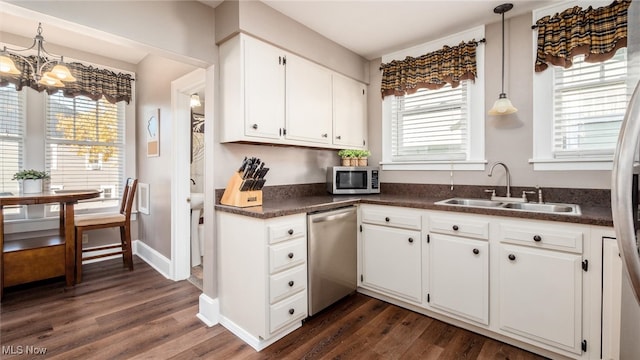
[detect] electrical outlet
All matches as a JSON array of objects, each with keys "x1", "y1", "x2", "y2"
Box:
[{"x1": 82, "y1": 233, "x2": 89, "y2": 244}]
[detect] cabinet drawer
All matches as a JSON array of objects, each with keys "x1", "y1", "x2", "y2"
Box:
[
  {"x1": 499, "y1": 222, "x2": 583, "y2": 253},
  {"x1": 268, "y1": 216, "x2": 306, "y2": 244},
  {"x1": 269, "y1": 291, "x2": 307, "y2": 334},
  {"x1": 361, "y1": 205, "x2": 421, "y2": 230},
  {"x1": 269, "y1": 238, "x2": 306, "y2": 274},
  {"x1": 269, "y1": 264, "x2": 307, "y2": 304},
  {"x1": 429, "y1": 215, "x2": 489, "y2": 240}
]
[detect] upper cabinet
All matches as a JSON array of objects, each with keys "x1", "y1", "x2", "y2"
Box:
[{"x1": 220, "y1": 34, "x2": 367, "y2": 150}]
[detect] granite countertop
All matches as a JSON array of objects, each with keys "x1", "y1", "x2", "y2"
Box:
[{"x1": 215, "y1": 193, "x2": 613, "y2": 227}]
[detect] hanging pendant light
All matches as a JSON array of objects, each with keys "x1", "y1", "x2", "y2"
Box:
[
  {"x1": 488, "y1": 3, "x2": 518, "y2": 116},
  {"x1": 0, "y1": 23, "x2": 76, "y2": 88}
]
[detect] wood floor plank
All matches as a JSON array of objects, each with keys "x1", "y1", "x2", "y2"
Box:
[{"x1": 1, "y1": 257, "x2": 550, "y2": 360}]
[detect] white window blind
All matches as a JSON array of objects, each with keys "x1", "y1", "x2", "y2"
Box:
[
  {"x1": 391, "y1": 83, "x2": 468, "y2": 161},
  {"x1": 45, "y1": 94, "x2": 124, "y2": 206},
  {"x1": 552, "y1": 48, "x2": 627, "y2": 158},
  {"x1": 0, "y1": 84, "x2": 24, "y2": 195}
]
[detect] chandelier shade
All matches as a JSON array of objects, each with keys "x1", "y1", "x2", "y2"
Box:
[{"x1": 488, "y1": 3, "x2": 518, "y2": 116}]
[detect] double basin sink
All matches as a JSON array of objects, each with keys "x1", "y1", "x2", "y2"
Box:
[{"x1": 435, "y1": 198, "x2": 581, "y2": 216}]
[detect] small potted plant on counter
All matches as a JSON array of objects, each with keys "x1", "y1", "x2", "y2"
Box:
[
  {"x1": 12, "y1": 169, "x2": 50, "y2": 194},
  {"x1": 354, "y1": 149, "x2": 371, "y2": 166},
  {"x1": 338, "y1": 149, "x2": 357, "y2": 166}
]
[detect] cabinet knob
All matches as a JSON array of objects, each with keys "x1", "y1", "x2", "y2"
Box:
[
  {"x1": 322, "y1": 133, "x2": 328, "y2": 138},
  {"x1": 452, "y1": 225, "x2": 459, "y2": 231},
  {"x1": 533, "y1": 235, "x2": 542, "y2": 242},
  {"x1": 336, "y1": 135, "x2": 342, "y2": 140},
  {"x1": 508, "y1": 254, "x2": 516, "y2": 261},
  {"x1": 408, "y1": 237, "x2": 414, "y2": 243},
  {"x1": 473, "y1": 248, "x2": 480, "y2": 255},
  {"x1": 385, "y1": 217, "x2": 390, "y2": 222},
  {"x1": 288, "y1": 229, "x2": 294, "y2": 235},
  {"x1": 288, "y1": 308, "x2": 295, "y2": 315},
  {"x1": 251, "y1": 123, "x2": 258, "y2": 130},
  {"x1": 288, "y1": 281, "x2": 294, "y2": 287},
  {"x1": 288, "y1": 252, "x2": 294, "y2": 259}
]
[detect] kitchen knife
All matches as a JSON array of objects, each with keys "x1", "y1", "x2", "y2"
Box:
[{"x1": 238, "y1": 156, "x2": 248, "y2": 172}]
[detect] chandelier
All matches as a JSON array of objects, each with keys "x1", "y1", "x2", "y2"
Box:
[{"x1": 0, "y1": 23, "x2": 76, "y2": 88}]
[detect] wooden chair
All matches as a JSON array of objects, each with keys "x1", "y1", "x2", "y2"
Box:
[{"x1": 75, "y1": 178, "x2": 138, "y2": 283}]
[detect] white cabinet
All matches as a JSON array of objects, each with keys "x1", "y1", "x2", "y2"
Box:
[
  {"x1": 220, "y1": 33, "x2": 366, "y2": 150},
  {"x1": 497, "y1": 221, "x2": 585, "y2": 355},
  {"x1": 217, "y1": 212, "x2": 308, "y2": 350},
  {"x1": 359, "y1": 205, "x2": 422, "y2": 303}
]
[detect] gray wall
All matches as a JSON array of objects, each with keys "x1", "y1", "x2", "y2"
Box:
[{"x1": 368, "y1": 13, "x2": 612, "y2": 190}]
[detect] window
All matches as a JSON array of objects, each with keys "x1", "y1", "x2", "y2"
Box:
[
  {"x1": 0, "y1": 84, "x2": 25, "y2": 219},
  {"x1": 531, "y1": 0, "x2": 628, "y2": 170},
  {"x1": 45, "y1": 93, "x2": 125, "y2": 211},
  {"x1": 381, "y1": 26, "x2": 485, "y2": 171}
]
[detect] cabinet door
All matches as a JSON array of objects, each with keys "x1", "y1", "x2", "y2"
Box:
[
  {"x1": 333, "y1": 75, "x2": 367, "y2": 148},
  {"x1": 361, "y1": 224, "x2": 421, "y2": 302},
  {"x1": 285, "y1": 53, "x2": 332, "y2": 144},
  {"x1": 428, "y1": 234, "x2": 489, "y2": 325},
  {"x1": 499, "y1": 244, "x2": 583, "y2": 354},
  {"x1": 243, "y1": 36, "x2": 285, "y2": 140}
]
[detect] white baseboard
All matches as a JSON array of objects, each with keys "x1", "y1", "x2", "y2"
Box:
[
  {"x1": 196, "y1": 294, "x2": 219, "y2": 327},
  {"x1": 219, "y1": 315, "x2": 302, "y2": 351},
  {"x1": 133, "y1": 239, "x2": 171, "y2": 279}
]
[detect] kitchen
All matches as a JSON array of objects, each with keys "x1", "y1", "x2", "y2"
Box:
[{"x1": 0, "y1": 0, "x2": 639, "y2": 359}]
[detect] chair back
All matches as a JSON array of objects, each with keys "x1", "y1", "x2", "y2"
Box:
[{"x1": 120, "y1": 178, "x2": 138, "y2": 221}]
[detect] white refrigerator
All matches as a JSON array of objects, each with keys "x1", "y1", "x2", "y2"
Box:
[{"x1": 610, "y1": 1, "x2": 640, "y2": 358}]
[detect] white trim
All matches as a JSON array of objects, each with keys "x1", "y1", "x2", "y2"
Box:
[
  {"x1": 134, "y1": 239, "x2": 171, "y2": 279},
  {"x1": 81, "y1": 243, "x2": 123, "y2": 264},
  {"x1": 380, "y1": 160, "x2": 487, "y2": 171},
  {"x1": 529, "y1": 157, "x2": 614, "y2": 171},
  {"x1": 219, "y1": 315, "x2": 302, "y2": 352},
  {"x1": 196, "y1": 294, "x2": 220, "y2": 327},
  {"x1": 138, "y1": 182, "x2": 150, "y2": 215}
]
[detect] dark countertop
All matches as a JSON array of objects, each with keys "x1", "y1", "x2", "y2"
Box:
[{"x1": 215, "y1": 193, "x2": 613, "y2": 227}]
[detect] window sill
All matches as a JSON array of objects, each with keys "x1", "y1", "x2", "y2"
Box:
[
  {"x1": 380, "y1": 160, "x2": 487, "y2": 171},
  {"x1": 529, "y1": 158, "x2": 613, "y2": 171}
]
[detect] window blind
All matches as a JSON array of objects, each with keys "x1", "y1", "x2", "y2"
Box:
[
  {"x1": 552, "y1": 48, "x2": 627, "y2": 158},
  {"x1": 45, "y1": 93, "x2": 124, "y2": 203},
  {"x1": 0, "y1": 84, "x2": 24, "y2": 194},
  {"x1": 391, "y1": 83, "x2": 468, "y2": 161}
]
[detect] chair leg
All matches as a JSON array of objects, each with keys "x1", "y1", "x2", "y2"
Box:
[
  {"x1": 76, "y1": 227, "x2": 83, "y2": 284},
  {"x1": 120, "y1": 224, "x2": 133, "y2": 271}
]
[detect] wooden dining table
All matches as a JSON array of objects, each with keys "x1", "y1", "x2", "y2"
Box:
[{"x1": 0, "y1": 190, "x2": 101, "y2": 299}]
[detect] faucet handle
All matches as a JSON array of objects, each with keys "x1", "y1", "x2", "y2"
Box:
[
  {"x1": 522, "y1": 190, "x2": 536, "y2": 202},
  {"x1": 484, "y1": 189, "x2": 496, "y2": 199}
]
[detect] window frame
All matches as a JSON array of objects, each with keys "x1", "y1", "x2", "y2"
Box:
[
  {"x1": 530, "y1": 0, "x2": 626, "y2": 171},
  {"x1": 381, "y1": 26, "x2": 486, "y2": 171},
  {"x1": 0, "y1": 84, "x2": 26, "y2": 220}
]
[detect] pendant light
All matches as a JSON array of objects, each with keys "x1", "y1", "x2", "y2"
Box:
[{"x1": 488, "y1": 3, "x2": 518, "y2": 116}]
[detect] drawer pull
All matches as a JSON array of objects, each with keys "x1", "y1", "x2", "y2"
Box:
[
  {"x1": 452, "y1": 225, "x2": 459, "y2": 231},
  {"x1": 385, "y1": 217, "x2": 390, "y2": 222},
  {"x1": 288, "y1": 229, "x2": 294, "y2": 235},
  {"x1": 408, "y1": 237, "x2": 414, "y2": 243},
  {"x1": 473, "y1": 248, "x2": 480, "y2": 255},
  {"x1": 533, "y1": 235, "x2": 542, "y2": 242},
  {"x1": 288, "y1": 308, "x2": 295, "y2": 315},
  {"x1": 288, "y1": 281, "x2": 294, "y2": 287},
  {"x1": 508, "y1": 254, "x2": 516, "y2": 261},
  {"x1": 288, "y1": 252, "x2": 294, "y2": 259},
  {"x1": 252, "y1": 123, "x2": 258, "y2": 130}
]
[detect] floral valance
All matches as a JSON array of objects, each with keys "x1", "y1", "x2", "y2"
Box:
[
  {"x1": 0, "y1": 54, "x2": 134, "y2": 104},
  {"x1": 534, "y1": 0, "x2": 630, "y2": 72},
  {"x1": 380, "y1": 40, "x2": 481, "y2": 99}
]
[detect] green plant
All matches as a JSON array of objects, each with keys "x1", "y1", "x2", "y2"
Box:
[
  {"x1": 12, "y1": 169, "x2": 50, "y2": 180},
  {"x1": 354, "y1": 149, "x2": 371, "y2": 158},
  {"x1": 337, "y1": 149, "x2": 357, "y2": 158}
]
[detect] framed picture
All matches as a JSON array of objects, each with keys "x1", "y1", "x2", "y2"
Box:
[
  {"x1": 138, "y1": 182, "x2": 150, "y2": 215},
  {"x1": 191, "y1": 112, "x2": 204, "y2": 163},
  {"x1": 146, "y1": 109, "x2": 160, "y2": 157}
]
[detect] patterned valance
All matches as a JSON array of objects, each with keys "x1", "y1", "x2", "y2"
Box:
[
  {"x1": 0, "y1": 54, "x2": 134, "y2": 104},
  {"x1": 380, "y1": 40, "x2": 481, "y2": 99},
  {"x1": 534, "y1": 0, "x2": 630, "y2": 72}
]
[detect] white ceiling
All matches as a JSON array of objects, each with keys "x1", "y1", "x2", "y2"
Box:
[{"x1": 1, "y1": 1, "x2": 556, "y2": 63}]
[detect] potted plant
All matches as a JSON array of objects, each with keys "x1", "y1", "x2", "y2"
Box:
[
  {"x1": 337, "y1": 149, "x2": 357, "y2": 166},
  {"x1": 12, "y1": 169, "x2": 50, "y2": 194},
  {"x1": 354, "y1": 150, "x2": 371, "y2": 166}
]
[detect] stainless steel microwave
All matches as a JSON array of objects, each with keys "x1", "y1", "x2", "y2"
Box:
[{"x1": 327, "y1": 166, "x2": 380, "y2": 194}]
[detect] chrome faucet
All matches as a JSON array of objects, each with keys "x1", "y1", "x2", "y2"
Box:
[{"x1": 488, "y1": 162, "x2": 511, "y2": 198}]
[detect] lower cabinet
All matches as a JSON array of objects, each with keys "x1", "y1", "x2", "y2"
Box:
[
  {"x1": 428, "y1": 233, "x2": 489, "y2": 325},
  {"x1": 498, "y1": 244, "x2": 583, "y2": 354}
]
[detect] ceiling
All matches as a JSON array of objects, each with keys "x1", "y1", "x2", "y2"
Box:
[{"x1": 1, "y1": 1, "x2": 556, "y2": 63}]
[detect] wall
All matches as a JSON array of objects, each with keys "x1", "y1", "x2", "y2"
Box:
[{"x1": 368, "y1": 13, "x2": 612, "y2": 191}]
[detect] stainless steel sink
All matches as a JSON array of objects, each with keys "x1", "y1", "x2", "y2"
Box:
[{"x1": 435, "y1": 197, "x2": 581, "y2": 216}]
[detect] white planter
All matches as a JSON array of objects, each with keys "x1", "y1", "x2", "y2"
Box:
[{"x1": 22, "y1": 179, "x2": 43, "y2": 194}]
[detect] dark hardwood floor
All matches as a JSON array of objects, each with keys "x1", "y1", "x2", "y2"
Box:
[{"x1": 1, "y1": 257, "x2": 547, "y2": 359}]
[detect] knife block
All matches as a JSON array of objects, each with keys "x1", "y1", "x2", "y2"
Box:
[{"x1": 220, "y1": 172, "x2": 263, "y2": 208}]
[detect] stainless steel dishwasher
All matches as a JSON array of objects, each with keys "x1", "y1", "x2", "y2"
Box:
[{"x1": 307, "y1": 206, "x2": 357, "y2": 316}]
